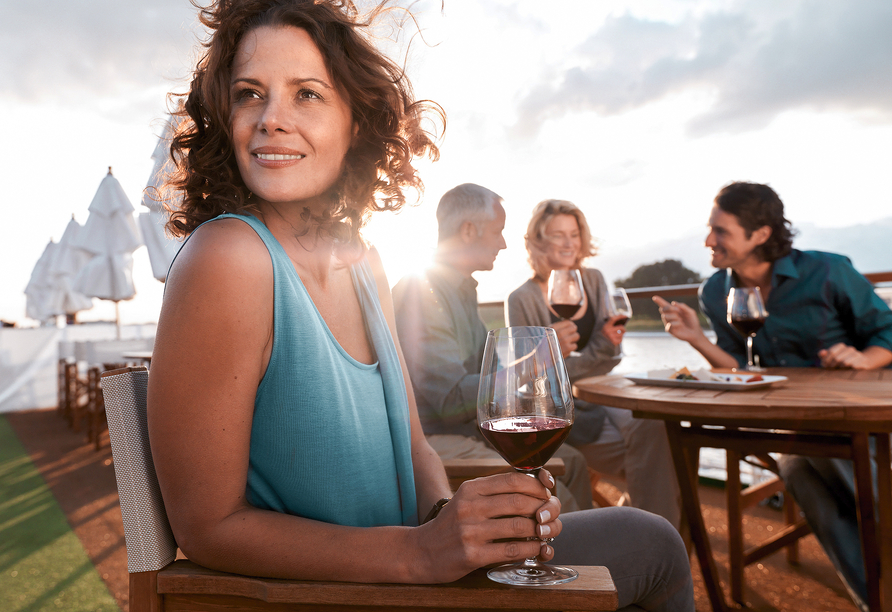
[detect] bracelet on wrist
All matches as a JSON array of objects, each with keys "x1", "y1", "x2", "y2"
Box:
[{"x1": 422, "y1": 497, "x2": 451, "y2": 524}]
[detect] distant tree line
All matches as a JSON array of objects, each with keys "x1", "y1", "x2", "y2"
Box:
[{"x1": 615, "y1": 259, "x2": 702, "y2": 321}]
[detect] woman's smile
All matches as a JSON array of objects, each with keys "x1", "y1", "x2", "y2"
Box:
[{"x1": 252, "y1": 146, "x2": 307, "y2": 165}]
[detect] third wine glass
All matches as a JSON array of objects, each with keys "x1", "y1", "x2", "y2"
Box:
[{"x1": 609, "y1": 288, "x2": 632, "y2": 326}]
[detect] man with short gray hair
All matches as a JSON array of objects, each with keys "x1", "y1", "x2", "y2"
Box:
[{"x1": 392, "y1": 183, "x2": 594, "y2": 511}]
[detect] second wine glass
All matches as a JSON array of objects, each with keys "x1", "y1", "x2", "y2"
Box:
[
  {"x1": 477, "y1": 326, "x2": 578, "y2": 586},
  {"x1": 547, "y1": 269, "x2": 584, "y2": 320},
  {"x1": 727, "y1": 287, "x2": 768, "y2": 371}
]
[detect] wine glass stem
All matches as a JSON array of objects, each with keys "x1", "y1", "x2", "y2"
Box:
[
  {"x1": 746, "y1": 335, "x2": 755, "y2": 369},
  {"x1": 516, "y1": 468, "x2": 544, "y2": 565}
]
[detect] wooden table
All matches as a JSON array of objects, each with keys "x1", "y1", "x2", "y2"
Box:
[{"x1": 574, "y1": 368, "x2": 892, "y2": 612}]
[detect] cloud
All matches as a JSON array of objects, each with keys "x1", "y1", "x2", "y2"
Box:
[
  {"x1": 0, "y1": 0, "x2": 201, "y2": 105},
  {"x1": 514, "y1": 0, "x2": 892, "y2": 137}
]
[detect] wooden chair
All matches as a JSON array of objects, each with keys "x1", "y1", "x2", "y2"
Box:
[
  {"x1": 725, "y1": 451, "x2": 811, "y2": 603},
  {"x1": 587, "y1": 468, "x2": 617, "y2": 509},
  {"x1": 57, "y1": 340, "x2": 75, "y2": 418},
  {"x1": 57, "y1": 357, "x2": 69, "y2": 417},
  {"x1": 63, "y1": 361, "x2": 89, "y2": 431},
  {"x1": 101, "y1": 366, "x2": 618, "y2": 612},
  {"x1": 86, "y1": 366, "x2": 107, "y2": 451}
]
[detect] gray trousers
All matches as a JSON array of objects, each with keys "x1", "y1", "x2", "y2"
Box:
[
  {"x1": 778, "y1": 445, "x2": 881, "y2": 612},
  {"x1": 554, "y1": 507, "x2": 695, "y2": 611}
]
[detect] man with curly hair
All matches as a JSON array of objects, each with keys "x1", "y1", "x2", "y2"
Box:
[{"x1": 655, "y1": 181, "x2": 892, "y2": 611}]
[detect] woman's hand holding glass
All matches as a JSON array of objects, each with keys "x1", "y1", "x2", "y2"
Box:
[
  {"x1": 550, "y1": 319, "x2": 580, "y2": 357},
  {"x1": 600, "y1": 315, "x2": 627, "y2": 347},
  {"x1": 414, "y1": 470, "x2": 563, "y2": 583}
]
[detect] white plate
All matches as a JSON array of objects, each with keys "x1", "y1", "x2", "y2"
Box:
[{"x1": 624, "y1": 368, "x2": 787, "y2": 391}]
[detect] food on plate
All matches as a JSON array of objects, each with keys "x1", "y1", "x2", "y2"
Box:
[
  {"x1": 747, "y1": 374, "x2": 764, "y2": 383},
  {"x1": 672, "y1": 367, "x2": 697, "y2": 381}
]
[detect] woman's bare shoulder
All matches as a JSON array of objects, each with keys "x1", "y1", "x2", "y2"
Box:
[
  {"x1": 168, "y1": 217, "x2": 272, "y2": 288},
  {"x1": 152, "y1": 217, "x2": 274, "y2": 387}
]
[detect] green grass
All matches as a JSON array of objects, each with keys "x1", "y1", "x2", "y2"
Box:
[{"x1": 0, "y1": 415, "x2": 119, "y2": 612}]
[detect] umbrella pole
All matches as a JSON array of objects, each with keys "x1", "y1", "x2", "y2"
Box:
[{"x1": 115, "y1": 301, "x2": 121, "y2": 340}]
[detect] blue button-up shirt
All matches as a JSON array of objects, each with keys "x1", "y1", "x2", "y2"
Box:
[{"x1": 700, "y1": 249, "x2": 892, "y2": 368}]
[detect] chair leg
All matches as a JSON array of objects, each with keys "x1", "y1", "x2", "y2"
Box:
[
  {"x1": 784, "y1": 492, "x2": 801, "y2": 564},
  {"x1": 727, "y1": 451, "x2": 810, "y2": 604},
  {"x1": 726, "y1": 450, "x2": 745, "y2": 604},
  {"x1": 57, "y1": 359, "x2": 68, "y2": 416},
  {"x1": 64, "y1": 363, "x2": 80, "y2": 428},
  {"x1": 130, "y1": 571, "x2": 162, "y2": 612}
]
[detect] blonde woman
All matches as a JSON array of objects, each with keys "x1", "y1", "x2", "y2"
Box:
[{"x1": 506, "y1": 199, "x2": 682, "y2": 531}]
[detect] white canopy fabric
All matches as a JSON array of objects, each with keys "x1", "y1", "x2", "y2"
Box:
[
  {"x1": 139, "y1": 115, "x2": 183, "y2": 282},
  {"x1": 73, "y1": 169, "x2": 143, "y2": 302},
  {"x1": 24, "y1": 240, "x2": 58, "y2": 323},
  {"x1": 46, "y1": 216, "x2": 93, "y2": 315}
]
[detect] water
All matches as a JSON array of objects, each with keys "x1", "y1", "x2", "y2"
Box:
[
  {"x1": 607, "y1": 332, "x2": 770, "y2": 485},
  {"x1": 611, "y1": 331, "x2": 712, "y2": 375}
]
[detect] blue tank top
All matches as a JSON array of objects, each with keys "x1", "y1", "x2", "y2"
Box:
[{"x1": 182, "y1": 213, "x2": 418, "y2": 527}]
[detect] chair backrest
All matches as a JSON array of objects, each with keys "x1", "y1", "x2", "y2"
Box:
[
  {"x1": 74, "y1": 340, "x2": 91, "y2": 364},
  {"x1": 58, "y1": 340, "x2": 75, "y2": 361},
  {"x1": 101, "y1": 366, "x2": 177, "y2": 573}
]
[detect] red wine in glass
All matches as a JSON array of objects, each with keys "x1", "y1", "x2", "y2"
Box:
[
  {"x1": 547, "y1": 270, "x2": 583, "y2": 319},
  {"x1": 550, "y1": 304, "x2": 580, "y2": 320},
  {"x1": 477, "y1": 326, "x2": 577, "y2": 586},
  {"x1": 727, "y1": 287, "x2": 769, "y2": 371},
  {"x1": 480, "y1": 416, "x2": 572, "y2": 471},
  {"x1": 730, "y1": 317, "x2": 765, "y2": 338}
]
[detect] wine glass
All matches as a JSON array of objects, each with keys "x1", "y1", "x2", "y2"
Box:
[
  {"x1": 727, "y1": 287, "x2": 768, "y2": 371},
  {"x1": 477, "y1": 326, "x2": 578, "y2": 586},
  {"x1": 547, "y1": 270, "x2": 584, "y2": 320},
  {"x1": 607, "y1": 288, "x2": 632, "y2": 358},
  {"x1": 608, "y1": 288, "x2": 632, "y2": 326}
]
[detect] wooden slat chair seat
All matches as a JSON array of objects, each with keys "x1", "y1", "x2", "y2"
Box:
[{"x1": 101, "y1": 366, "x2": 618, "y2": 612}]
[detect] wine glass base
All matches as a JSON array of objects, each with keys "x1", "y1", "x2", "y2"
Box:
[
  {"x1": 486, "y1": 563, "x2": 578, "y2": 586},
  {"x1": 745, "y1": 365, "x2": 768, "y2": 372}
]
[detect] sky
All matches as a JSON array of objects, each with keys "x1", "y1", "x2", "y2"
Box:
[{"x1": 2, "y1": 0, "x2": 891, "y2": 326}]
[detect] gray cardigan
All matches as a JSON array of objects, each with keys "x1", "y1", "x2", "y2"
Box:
[{"x1": 505, "y1": 267, "x2": 622, "y2": 384}]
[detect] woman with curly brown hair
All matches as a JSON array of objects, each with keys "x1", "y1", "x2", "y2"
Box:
[
  {"x1": 147, "y1": 0, "x2": 572, "y2": 585},
  {"x1": 145, "y1": 2, "x2": 694, "y2": 607}
]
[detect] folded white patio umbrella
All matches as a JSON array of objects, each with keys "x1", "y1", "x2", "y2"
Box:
[
  {"x1": 46, "y1": 215, "x2": 94, "y2": 320},
  {"x1": 73, "y1": 168, "x2": 144, "y2": 337},
  {"x1": 139, "y1": 115, "x2": 183, "y2": 282},
  {"x1": 24, "y1": 240, "x2": 59, "y2": 324}
]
